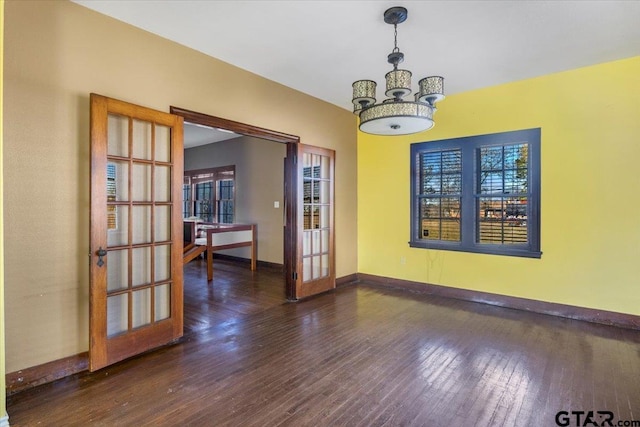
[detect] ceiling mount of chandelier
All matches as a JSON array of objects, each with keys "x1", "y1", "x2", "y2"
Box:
[{"x1": 352, "y1": 6, "x2": 445, "y2": 136}]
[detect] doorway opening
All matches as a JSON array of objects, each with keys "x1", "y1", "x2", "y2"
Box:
[
  {"x1": 172, "y1": 106, "x2": 335, "y2": 305},
  {"x1": 170, "y1": 106, "x2": 302, "y2": 305}
]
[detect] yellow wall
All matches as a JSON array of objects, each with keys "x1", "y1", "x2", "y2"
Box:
[
  {"x1": 358, "y1": 56, "x2": 640, "y2": 316},
  {"x1": 3, "y1": 1, "x2": 357, "y2": 373}
]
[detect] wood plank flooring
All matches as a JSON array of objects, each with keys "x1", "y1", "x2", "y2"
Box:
[
  {"x1": 183, "y1": 257, "x2": 286, "y2": 333},
  {"x1": 7, "y1": 259, "x2": 640, "y2": 426}
]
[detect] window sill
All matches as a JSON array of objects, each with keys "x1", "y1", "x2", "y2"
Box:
[{"x1": 409, "y1": 241, "x2": 542, "y2": 259}]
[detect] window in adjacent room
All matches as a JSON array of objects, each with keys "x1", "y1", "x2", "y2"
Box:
[
  {"x1": 217, "y1": 178, "x2": 234, "y2": 224},
  {"x1": 410, "y1": 128, "x2": 541, "y2": 258},
  {"x1": 183, "y1": 165, "x2": 235, "y2": 223}
]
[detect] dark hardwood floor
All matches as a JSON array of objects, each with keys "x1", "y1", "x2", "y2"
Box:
[
  {"x1": 7, "y1": 259, "x2": 640, "y2": 426},
  {"x1": 183, "y1": 257, "x2": 286, "y2": 333}
]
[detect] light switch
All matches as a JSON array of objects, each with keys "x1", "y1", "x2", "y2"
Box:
[{"x1": 274, "y1": 201, "x2": 280, "y2": 208}]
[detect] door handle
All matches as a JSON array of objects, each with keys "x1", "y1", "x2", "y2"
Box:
[{"x1": 96, "y1": 247, "x2": 107, "y2": 267}]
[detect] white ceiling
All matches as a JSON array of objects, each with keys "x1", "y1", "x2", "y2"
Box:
[
  {"x1": 73, "y1": 1, "x2": 640, "y2": 111},
  {"x1": 184, "y1": 122, "x2": 242, "y2": 149}
]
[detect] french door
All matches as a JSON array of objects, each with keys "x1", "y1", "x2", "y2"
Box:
[
  {"x1": 89, "y1": 94, "x2": 184, "y2": 371},
  {"x1": 167, "y1": 106, "x2": 336, "y2": 300},
  {"x1": 285, "y1": 143, "x2": 336, "y2": 299}
]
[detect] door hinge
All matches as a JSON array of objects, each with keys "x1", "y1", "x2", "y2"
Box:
[{"x1": 293, "y1": 272, "x2": 298, "y2": 280}]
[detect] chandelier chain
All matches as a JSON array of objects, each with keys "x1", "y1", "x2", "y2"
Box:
[{"x1": 393, "y1": 24, "x2": 399, "y2": 53}]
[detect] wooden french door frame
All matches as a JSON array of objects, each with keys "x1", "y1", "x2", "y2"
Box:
[
  {"x1": 169, "y1": 106, "x2": 334, "y2": 300},
  {"x1": 90, "y1": 94, "x2": 184, "y2": 371},
  {"x1": 287, "y1": 143, "x2": 336, "y2": 298}
]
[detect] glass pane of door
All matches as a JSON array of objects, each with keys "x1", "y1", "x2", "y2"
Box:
[
  {"x1": 301, "y1": 151, "x2": 333, "y2": 283},
  {"x1": 106, "y1": 118, "x2": 171, "y2": 330},
  {"x1": 289, "y1": 143, "x2": 335, "y2": 300},
  {"x1": 91, "y1": 94, "x2": 183, "y2": 370}
]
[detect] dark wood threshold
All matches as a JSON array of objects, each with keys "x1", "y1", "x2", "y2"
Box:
[
  {"x1": 6, "y1": 352, "x2": 89, "y2": 396},
  {"x1": 212, "y1": 253, "x2": 283, "y2": 271},
  {"x1": 289, "y1": 274, "x2": 357, "y2": 302},
  {"x1": 358, "y1": 273, "x2": 640, "y2": 331}
]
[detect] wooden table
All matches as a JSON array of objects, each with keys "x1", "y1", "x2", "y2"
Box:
[{"x1": 194, "y1": 223, "x2": 257, "y2": 281}]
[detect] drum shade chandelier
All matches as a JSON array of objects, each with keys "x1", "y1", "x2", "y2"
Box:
[{"x1": 352, "y1": 6, "x2": 445, "y2": 136}]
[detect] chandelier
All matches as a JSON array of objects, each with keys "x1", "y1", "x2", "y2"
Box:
[{"x1": 352, "y1": 7, "x2": 445, "y2": 136}]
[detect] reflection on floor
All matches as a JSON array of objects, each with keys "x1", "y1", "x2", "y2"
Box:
[{"x1": 184, "y1": 257, "x2": 286, "y2": 333}]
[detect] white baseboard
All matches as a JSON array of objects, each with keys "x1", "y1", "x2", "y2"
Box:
[{"x1": 0, "y1": 413, "x2": 9, "y2": 427}]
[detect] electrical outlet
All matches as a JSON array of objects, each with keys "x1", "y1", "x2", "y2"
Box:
[
  {"x1": 400, "y1": 256, "x2": 407, "y2": 265},
  {"x1": 274, "y1": 201, "x2": 280, "y2": 208}
]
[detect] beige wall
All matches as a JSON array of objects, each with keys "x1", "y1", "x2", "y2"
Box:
[
  {"x1": 3, "y1": 0, "x2": 357, "y2": 373},
  {"x1": 184, "y1": 137, "x2": 286, "y2": 264},
  {"x1": 1, "y1": 1, "x2": 7, "y2": 423}
]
